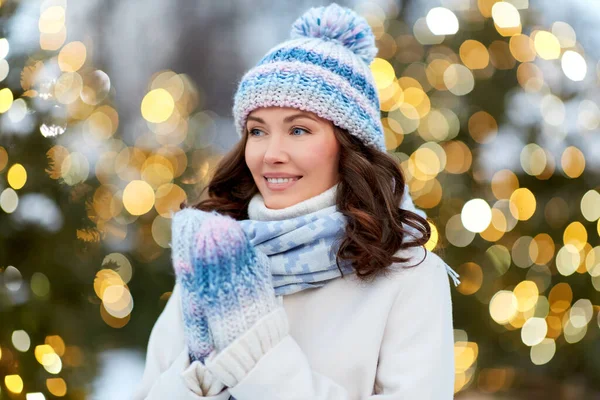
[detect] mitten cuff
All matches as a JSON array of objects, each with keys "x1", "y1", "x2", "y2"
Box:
[
  {"x1": 182, "y1": 357, "x2": 228, "y2": 396},
  {"x1": 204, "y1": 306, "x2": 289, "y2": 387}
]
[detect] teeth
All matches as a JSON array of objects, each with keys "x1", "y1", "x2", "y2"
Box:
[{"x1": 266, "y1": 177, "x2": 298, "y2": 183}]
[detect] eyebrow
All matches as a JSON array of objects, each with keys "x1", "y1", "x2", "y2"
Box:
[{"x1": 246, "y1": 112, "x2": 319, "y2": 125}]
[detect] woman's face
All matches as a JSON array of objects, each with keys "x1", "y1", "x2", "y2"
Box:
[{"x1": 244, "y1": 107, "x2": 341, "y2": 210}]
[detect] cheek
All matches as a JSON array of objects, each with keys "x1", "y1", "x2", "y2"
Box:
[
  {"x1": 244, "y1": 145, "x2": 260, "y2": 174},
  {"x1": 298, "y1": 138, "x2": 339, "y2": 170}
]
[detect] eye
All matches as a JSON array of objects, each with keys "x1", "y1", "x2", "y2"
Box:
[
  {"x1": 248, "y1": 128, "x2": 264, "y2": 137},
  {"x1": 291, "y1": 127, "x2": 310, "y2": 136}
]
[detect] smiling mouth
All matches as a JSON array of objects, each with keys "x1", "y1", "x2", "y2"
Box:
[{"x1": 264, "y1": 176, "x2": 302, "y2": 184}]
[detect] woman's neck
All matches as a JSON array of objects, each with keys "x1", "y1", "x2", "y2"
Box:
[{"x1": 247, "y1": 184, "x2": 338, "y2": 221}]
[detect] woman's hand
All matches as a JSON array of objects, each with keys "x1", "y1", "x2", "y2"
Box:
[
  {"x1": 192, "y1": 213, "x2": 280, "y2": 354},
  {"x1": 171, "y1": 208, "x2": 219, "y2": 363}
]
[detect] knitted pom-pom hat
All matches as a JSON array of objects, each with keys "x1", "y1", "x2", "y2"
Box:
[{"x1": 232, "y1": 2, "x2": 386, "y2": 152}]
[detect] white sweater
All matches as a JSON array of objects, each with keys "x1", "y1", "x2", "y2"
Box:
[{"x1": 134, "y1": 186, "x2": 456, "y2": 399}]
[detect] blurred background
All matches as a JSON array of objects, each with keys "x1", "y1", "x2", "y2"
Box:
[{"x1": 0, "y1": 0, "x2": 599, "y2": 398}]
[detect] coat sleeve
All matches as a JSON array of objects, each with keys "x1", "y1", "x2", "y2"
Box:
[
  {"x1": 132, "y1": 284, "x2": 231, "y2": 400},
  {"x1": 204, "y1": 256, "x2": 456, "y2": 400}
]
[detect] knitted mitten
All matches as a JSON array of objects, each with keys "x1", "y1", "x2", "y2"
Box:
[
  {"x1": 193, "y1": 213, "x2": 280, "y2": 353},
  {"x1": 171, "y1": 208, "x2": 217, "y2": 363}
]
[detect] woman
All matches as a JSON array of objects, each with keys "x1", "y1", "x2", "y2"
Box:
[{"x1": 134, "y1": 3, "x2": 460, "y2": 399}]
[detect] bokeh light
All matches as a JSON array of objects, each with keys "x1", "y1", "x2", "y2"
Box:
[
  {"x1": 31, "y1": 272, "x2": 51, "y2": 298},
  {"x1": 446, "y1": 214, "x2": 476, "y2": 247},
  {"x1": 490, "y1": 291, "x2": 518, "y2": 325},
  {"x1": 521, "y1": 317, "x2": 547, "y2": 346},
  {"x1": 5, "y1": 375, "x2": 23, "y2": 394},
  {"x1": 456, "y1": 262, "x2": 483, "y2": 295},
  {"x1": 58, "y1": 41, "x2": 87, "y2": 72},
  {"x1": 513, "y1": 281, "x2": 539, "y2": 311},
  {"x1": 552, "y1": 21, "x2": 576, "y2": 48},
  {"x1": 469, "y1": 111, "x2": 498, "y2": 144},
  {"x1": 509, "y1": 34, "x2": 536, "y2": 62},
  {"x1": 141, "y1": 88, "x2": 175, "y2": 123},
  {"x1": 46, "y1": 378, "x2": 67, "y2": 396},
  {"x1": 442, "y1": 141, "x2": 472, "y2": 174},
  {"x1": 0, "y1": 87, "x2": 13, "y2": 113},
  {"x1": 556, "y1": 244, "x2": 580, "y2": 276},
  {"x1": 533, "y1": 31, "x2": 561, "y2": 60},
  {"x1": 1, "y1": 188, "x2": 19, "y2": 213},
  {"x1": 426, "y1": 7, "x2": 459, "y2": 35},
  {"x1": 461, "y1": 199, "x2": 492, "y2": 233},
  {"x1": 12, "y1": 330, "x2": 31, "y2": 352},
  {"x1": 561, "y1": 51, "x2": 587, "y2": 81},
  {"x1": 509, "y1": 188, "x2": 536, "y2": 221},
  {"x1": 530, "y1": 338, "x2": 556, "y2": 365},
  {"x1": 491, "y1": 2, "x2": 521, "y2": 28},
  {"x1": 122, "y1": 180, "x2": 155, "y2": 215},
  {"x1": 7, "y1": 163, "x2": 27, "y2": 190},
  {"x1": 371, "y1": 58, "x2": 396, "y2": 89},
  {"x1": 459, "y1": 40, "x2": 489, "y2": 69},
  {"x1": 0, "y1": 37, "x2": 9, "y2": 58},
  {"x1": 561, "y1": 146, "x2": 585, "y2": 178},
  {"x1": 444, "y1": 64, "x2": 475, "y2": 95}
]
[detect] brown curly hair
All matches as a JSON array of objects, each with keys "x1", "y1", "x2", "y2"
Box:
[{"x1": 183, "y1": 126, "x2": 431, "y2": 283}]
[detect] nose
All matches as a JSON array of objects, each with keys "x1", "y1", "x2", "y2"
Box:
[{"x1": 263, "y1": 134, "x2": 289, "y2": 165}]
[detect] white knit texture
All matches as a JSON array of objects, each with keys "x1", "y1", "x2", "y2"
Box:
[
  {"x1": 248, "y1": 183, "x2": 338, "y2": 221},
  {"x1": 205, "y1": 307, "x2": 290, "y2": 388}
]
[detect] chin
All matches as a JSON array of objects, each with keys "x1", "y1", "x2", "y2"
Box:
[
  {"x1": 263, "y1": 196, "x2": 299, "y2": 210},
  {"x1": 258, "y1": 181, "x2": 306, "y2": 210}
]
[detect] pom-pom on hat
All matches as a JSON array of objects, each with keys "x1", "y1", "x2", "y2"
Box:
[{"x1": 232, "y1": 2, "x2": 386, "y2": 152}]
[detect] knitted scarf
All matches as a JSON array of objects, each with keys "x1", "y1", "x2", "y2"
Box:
[
  {"x1": 239, "y1": 203, "x2": 354, "y2": 296},
  {"x1": 238, "y1": 184, "x2": 460, "y2": 296}
]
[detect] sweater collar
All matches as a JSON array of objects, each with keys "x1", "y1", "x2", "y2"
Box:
[{"x1": 247, "y1": 183, "x2": 338, "y2": 221}]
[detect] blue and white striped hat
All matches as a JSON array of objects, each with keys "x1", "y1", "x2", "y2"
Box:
[{"x1": 232, "y1": 2, "x2": 386, "y2": 152}]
